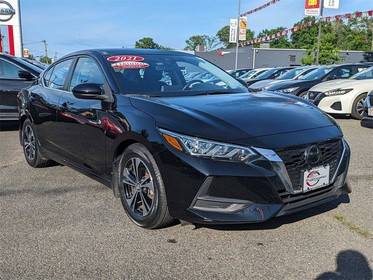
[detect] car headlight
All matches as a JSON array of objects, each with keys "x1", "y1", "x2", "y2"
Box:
[
  {"x1": 159, "y1": 129, "x2": 258, "y2": 163},
  {"x1": 277, "y1": 87, "x2": 299, "y2": 93},
  {"x1": 324, "y1": 88, "x2": 353, "y2": 96}
]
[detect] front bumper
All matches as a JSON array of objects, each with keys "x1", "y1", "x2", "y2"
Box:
[
  {"x1": 158, "y1": 138, "x2": 351, "y2": 224},
  {"x1": 306, "y1": 91, "x2": 353, "y2": 115}
]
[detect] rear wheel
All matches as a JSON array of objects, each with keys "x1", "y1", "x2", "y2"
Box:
[
  {"x1": 118, "y1": 143, "x2": 173, "y2": 229},
  {"x1": 22, "y1": 119, "x2": 53, "y2": 168},
  {"x1": 351, "y1": 93, "x2": 367, "y2": 120}
]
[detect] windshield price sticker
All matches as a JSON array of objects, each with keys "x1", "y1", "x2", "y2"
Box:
[
  {"x1": 111, "y1": 61, "x2": 149, "y2": 70},
  {"x1": 107, "y1": 55, "x2": 145, "y2": 62}
]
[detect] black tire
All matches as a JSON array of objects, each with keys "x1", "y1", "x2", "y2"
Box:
[
  {"x1": 21, "y1": 119, "x2": 53, "y2": 168},
  {"x1": 117, "y1": 143, "x2": 174, "y2": 229},
  {"x1": 351, "y1": 93, "x2": 367, "y2": 120}
]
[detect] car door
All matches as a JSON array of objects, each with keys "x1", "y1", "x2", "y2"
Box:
[
  {"x1": 55, "y1": 56, "x2": 107, "y2": 174},
  {"x1": 31, "y1": 58, "x2": 74, "y2": 155},
  {"x1": 0, "y1": 58, "x2": 35, "y2": 120}
]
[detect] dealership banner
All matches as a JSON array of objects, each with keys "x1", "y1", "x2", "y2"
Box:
[
  {"x1": 229, "y1": 19, "x2": 238, "y2": 43},
  {"x1": 243, "y1": 10, "x2": 373, "y2": 46},
  {"x1": 305, "y1": 0, "x2": 321, "y2": 16},
  {"x1": 0, "y1": 0, "x2": 22, "y2": 57},
  {"x1": 239, "y1": 17, "x2": 247, "y2": 41},
  {"x1": 324, "y1": 0, "x2": 339, "y2": 9}
]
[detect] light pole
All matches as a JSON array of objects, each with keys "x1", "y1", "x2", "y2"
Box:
[
  {"x1": 234, "y1": 0, "x2": 241, "y2": 71},
  {"x1": 315, "y1": 0, "x2": 324, "y2": 65}
]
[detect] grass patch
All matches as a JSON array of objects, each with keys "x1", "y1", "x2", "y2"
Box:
[{"x1": 334, "y1": 213, "x2": 372, "y2": 239}]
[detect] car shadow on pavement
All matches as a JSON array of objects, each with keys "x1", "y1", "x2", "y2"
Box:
[
  {"x1": 315, "y1": 250, "x2": 372, "y2": 280},
  {"x1": 200, "y1": 194, "x2": 350, "y2": 231},
  {"x1": 0, "y1": 121, "x2": 19, "y2": 131}
]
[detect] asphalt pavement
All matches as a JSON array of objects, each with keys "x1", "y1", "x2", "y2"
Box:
[{"x1": 0, "y1": 119, "x2": 372, "y2": 280}]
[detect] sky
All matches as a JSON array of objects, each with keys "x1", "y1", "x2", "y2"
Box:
[{"x1": 19, "y1": 0, "x2": 373, "y2": 58}]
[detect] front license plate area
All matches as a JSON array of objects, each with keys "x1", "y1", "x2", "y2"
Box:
[
  {"x1": 368, "y1": 107, "x2": 373, "y2": 117},
  {"x1": 303, "y1": 165, "x2": 330, "y2": 192}
]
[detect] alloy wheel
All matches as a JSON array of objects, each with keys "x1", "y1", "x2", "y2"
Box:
[
  {"x1": 356, "y1": 97, "x2": 365, "y2": 117},
  {"x1": 23, "y1": 125, "x2": 36, "y2": 162},
  {"x1": 122, "y1": 157, "x2": 155, "y2": 217}
]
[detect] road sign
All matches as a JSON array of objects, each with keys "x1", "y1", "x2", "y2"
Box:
[
  {"x1": 324, "y1": 0, "x2": 339, "y2": 9},
  {"x1": 229, "y1": 19, "x2": 238, "y2": 43},
  {"x1": 305, "y1": 0, "x2": 321, "y2": 16}
]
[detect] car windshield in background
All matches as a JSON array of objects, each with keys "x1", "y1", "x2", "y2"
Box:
[
  {"x1": 12, "y1": 57, "x2": 45, "y2": 72},
  {"x1": 107, "y1": 54, "x2": 248, "y2": 96},
  {"x1": 350, "y1": 67, "x2": 373, "y2": 80},
  {"x1": 277, "y1": 67, "x2": 305, "y2": 80},
  {"x1": 255, "y1": 68, "x2": 279, "y2": 79},
  {"x1": 298, "y1": 67, "x2": 333, "y2": 81}
]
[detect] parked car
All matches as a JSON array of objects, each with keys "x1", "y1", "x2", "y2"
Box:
[
  {"x1": 19, "y1": 49, "x2": 351, "y2": 228},
  {"x1": 0, "y1": 54, "x2": 43, "y2": 121},
  {"x1": 265, "y1": 64, "x2": 372, "y2": 97},
  {"x1": 306, "y1": 66, "x2": 373, "y2": 119},
  {"x1": 361, "y1": 91, "x2": 373, "y2": 128},
  {"x1": 240, "y1": 67, "x2": 270, "y2": 81},
  {"x1": 228, "y1": 68, "x2": 252, "y2": 79},
  {"x1": 244, "y1": 67, "x2": 293, "y2": 86},
  {"x1": 248, "y1": 66, "x2": 318, "y2": 92}
]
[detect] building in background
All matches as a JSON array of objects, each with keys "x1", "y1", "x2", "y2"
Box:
[
  {"x1": 0, "y1": 0, "x2": 23, "y2": 56},
  {"x1": 196, "y1": 46, "x2": 373, "y2": 70}
]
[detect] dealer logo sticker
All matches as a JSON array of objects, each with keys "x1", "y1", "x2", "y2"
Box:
[{"x1": 0, "y1": 1, "x2": 15, "y2": 22}]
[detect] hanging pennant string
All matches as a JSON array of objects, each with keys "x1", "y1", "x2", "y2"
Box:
[
  {"x1": 240, "y1": 0, "x2": 281, "y2": 17},
  {"x1": 242, "y1": 10, "x2": 373, "y2": 46}
]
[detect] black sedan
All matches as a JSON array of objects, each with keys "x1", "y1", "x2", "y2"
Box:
[
  {"x1": 244, "y1": 67, "x2": 293, "y2": 86},
  {"x1": 361, "y1": 91, "x2": 373, "y2": 128},
  {"x1": 265, "y1": 64, "x2": 372, "y2": 97},
  {"x1": 0, "y1": 54, "x2": 43, "y2": 121},
  {"x1": 18, "y1": 49, "x2": 351, "y2": 228}
]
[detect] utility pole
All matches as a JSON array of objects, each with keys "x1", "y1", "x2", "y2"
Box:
[
  {"x1": 42, "y1": 40, "x2": 48, "y2": 58},
  {"x1": 315, "y1": 0, "x2": 324, "y2": 65},
  {"x1": 234, "y1": 0, "x2": 241, "y2": 71}
]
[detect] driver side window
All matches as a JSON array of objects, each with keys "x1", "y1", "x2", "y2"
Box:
[
  {"x1": 69, "y1": 57, "x2": 105, "y2": 92},
  {"x1": 0, "y1": 59, "x2": 22, "y2": 79}
]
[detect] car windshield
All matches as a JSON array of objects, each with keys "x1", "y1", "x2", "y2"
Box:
[
  {"x1": 298, "y1": 67, "x2": 334, "y2": 81},
  {"x1": 350, "y1": 67, "x2": 373, "y2": 80},
  {"x1": 108, "y1": 54, "x2": 248, "y2": 96},
  {"x1": 277, "y1": 67, "x2": 307, "y2": 80},
  {"x1": 255, "y1": 68, "x2": 279, "y2": 79},
  {"x1": 12, "y1": 57, "x2": 44, "y2": 72},
  {"x1": 239, "y1": 69, "x2": 258, "y2": 79}
]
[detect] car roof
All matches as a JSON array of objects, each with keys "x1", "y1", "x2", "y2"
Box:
[
  {"x1": 66, "y1": 48, "x2": 194, "y2": 57},
  {"x1": 0, "y1": 53, "x2": 42, "y2": 74}
]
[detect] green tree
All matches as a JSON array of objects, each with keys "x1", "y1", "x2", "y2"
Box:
[
  {"x1": 257, "y1": 27, "x2": 292, "y2": 48},
  {"x1": 216, "y1": 25, "x2": 254, "y2": 48},
  {"x1": 39, "y1": 56, "x2": 52, "y2": 64},
  {"x1": 184, "y1": 35, "x2": 206, "y2": 51},
  {"x1": 135, "y1": 37, "x2": 168, "y2": 49},
  {"x1": 184, "y1": 35, "x2": 220, "y2": 51}
]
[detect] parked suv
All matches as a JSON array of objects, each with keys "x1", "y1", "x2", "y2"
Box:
[
  {"x1": 18, "y1": 49, "x2": 351, "y2": 228},
  {"x1": 0, "y1": 54, "x2": 43, "y2": 121}
]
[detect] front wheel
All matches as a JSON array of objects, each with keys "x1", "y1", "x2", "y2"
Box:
[
  {"x1": 351, "y1": 93, "x2": 367, "y2": 120},
  {"x1": 22, "y1": 119, "x2": 53, "y2": 168},
  {"x1": 117, "y1": 143, "x2": 174, "y2": 229}
]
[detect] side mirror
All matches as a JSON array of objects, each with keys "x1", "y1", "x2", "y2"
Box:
[
  {"x1": 18, "y1": 70, "x2": 35, "y2": 81},
  {"x1": 72, "y1": 83, "x2": 105, "y2": 100}
]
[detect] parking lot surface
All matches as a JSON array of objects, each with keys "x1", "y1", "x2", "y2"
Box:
[{"x1": 0, "y1": 119, "x2": 372, "y2": 280}]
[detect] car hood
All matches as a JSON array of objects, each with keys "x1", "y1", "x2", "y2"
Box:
[
  {"x1": 310, "y1": 79, "x2": 373, "y2": 92},
  {"x1": 249, "y1": 79, "x2": 276, "y2": 89},
  {"x1": 267, "y1": 79, "x2": 318, "y2": 90},
  {"x1": 130, "y1": 92, "x2": 337, "y2": 143}
]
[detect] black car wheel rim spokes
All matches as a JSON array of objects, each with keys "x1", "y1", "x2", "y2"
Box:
[
  {"x1": 23, "y1": 125, "x2": 36, "y2": 161},
  {"x1": 357, "y1": 98, "x2": 365, "y2": 116},
  {"x1": 123, "y1": 157, "x2": 155, "y2": 217}
]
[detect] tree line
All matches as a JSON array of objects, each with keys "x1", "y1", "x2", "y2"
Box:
[{"x1": 135, "y1": 17, "x2": 372, "y2": 65}]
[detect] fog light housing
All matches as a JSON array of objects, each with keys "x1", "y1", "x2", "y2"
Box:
[{"x1": 193, "y1": 198, "x2": 249, "y2": 213}]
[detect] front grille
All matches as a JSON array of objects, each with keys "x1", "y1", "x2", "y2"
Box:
[{"x1": 276, "y1": 139, "x2": 343, "y2": 193}]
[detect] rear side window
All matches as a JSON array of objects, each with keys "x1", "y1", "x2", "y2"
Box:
[
  {"x1": 0, "y1": 59, "x2": 22, "y2": 79},
  {"x1": 69, "y1": 57, "x2": 105, "y2": 91},
  {"x1": 330, "y1": 67, "x2": 353, "y2": 79},
  {"x1": 48, "y1": 59, "x2": 73, "y2": 90}
]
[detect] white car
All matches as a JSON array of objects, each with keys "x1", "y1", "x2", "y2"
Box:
[{"x1": 307, "y1": 66, "x2": 373, "y2": 119}]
